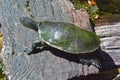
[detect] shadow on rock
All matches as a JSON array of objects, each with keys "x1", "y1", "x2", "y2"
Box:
[
  {"x1": 31, "y1": 46, "x2": 118, "y2": 80},
  {"x1": 68, "y1": 49, "x2": 119, "y2": 80}
]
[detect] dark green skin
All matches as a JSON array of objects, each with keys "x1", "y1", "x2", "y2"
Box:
[
  {"x1": 20, "y1": 17, "x2": 100, "y2": 54},
  {"x1": 20, "y1": 17, "x2": 101, "y2": 68}
]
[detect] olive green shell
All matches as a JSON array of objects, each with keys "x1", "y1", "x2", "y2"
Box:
[{"x1": 20, "y1": 17, "x2": 100, "y2": 54}]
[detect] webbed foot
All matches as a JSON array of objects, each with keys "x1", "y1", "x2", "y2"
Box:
[
  {"x1": 24, "y1": 40, "x2": 45, "y2": 55},
  {"x1": 24, "y1": 47, "x2": 33, "y2": 55},
  {"x1": 80, "y1": 59, "x2": 101, "y2": 69}
]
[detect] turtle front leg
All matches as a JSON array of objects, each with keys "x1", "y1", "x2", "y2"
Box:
[{"x1": 25, "y1": 40, "x2": 45, "y2": 55}]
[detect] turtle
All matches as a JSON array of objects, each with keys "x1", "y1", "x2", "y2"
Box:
[{"x1": 20, "y1": 17, "x2": 101, "y2": 68}]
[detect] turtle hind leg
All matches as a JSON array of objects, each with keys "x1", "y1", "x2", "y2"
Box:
[
  {"x1": 89, "y1": 59, "x2": 101, "y2": 68},
  {"x1": 79, "y1": 58, "x2": 101, "y2": 69},
  {"x1": 25, "y1": 40, "x2": 45, "y2": 55}
]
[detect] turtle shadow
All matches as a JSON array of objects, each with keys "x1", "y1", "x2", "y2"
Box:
[
  {"x1": 32, "y1": 47, "x2": 80, "y2": 63},
  {"x1": 34, "y1": 47, "x2": 116, "y2": 68},
  {"x1": 68, "y1": 66, "x2": 120, "y2": 80},
  {"x1": 67, "y1": 49, "x2": 120, "y2": 80},
  {"x1": 51, "y1": 47, "x2": 118, "y2": 68},
  {"x1": 32, "y1": 47, "x2": 118, "y2": 80}
]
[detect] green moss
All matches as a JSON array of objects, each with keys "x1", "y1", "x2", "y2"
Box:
[
  {"x1": 58, "y1": 40, "x2": 70, "y2": 47},
  {"x1": 65, "y1": 24, "x2": 100, "y2": 49},
  {"x1": 57, "y1": 39, "x2": 78, "y2": 52}
]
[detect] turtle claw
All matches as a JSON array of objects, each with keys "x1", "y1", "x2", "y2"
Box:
[{"x1": 24, "y1": 47, "x2": 33, "y2": 55}]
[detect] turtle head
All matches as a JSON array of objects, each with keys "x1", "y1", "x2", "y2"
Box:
[{"x1": 20, "y1": 17, "x2": 38, "y2": 31}]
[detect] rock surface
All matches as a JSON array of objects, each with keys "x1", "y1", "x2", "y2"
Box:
[{"x1": 0, "y1": 0, "x2": 119, "y2": 80}]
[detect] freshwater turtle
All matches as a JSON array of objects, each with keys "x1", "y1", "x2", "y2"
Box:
[{"x1": 20, "y1": 17, "x2": 101, "y2": 68}]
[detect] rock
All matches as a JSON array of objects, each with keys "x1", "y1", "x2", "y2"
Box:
[{"x1": 0, "y1": 0, "x2": 119, "y2": 80}]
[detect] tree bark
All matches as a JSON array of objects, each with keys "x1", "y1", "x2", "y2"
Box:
[{"x1": 0, "y1": 0, "x2": 120, "y2": 80}]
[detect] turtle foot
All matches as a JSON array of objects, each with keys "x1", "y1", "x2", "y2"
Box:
[
  {"x1": 90, "y1": 59, "x2": 101, "y2": 69},
  {"x1": 24, "y1": 47, "x2": 33, "y2": 55},
  {"x1": 80, "y1": 59, "x2": 101, "y2": 69}
]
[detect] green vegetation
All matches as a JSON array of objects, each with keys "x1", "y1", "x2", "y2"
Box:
[
  {"x1": 0, "y1": 61, "x2": 5, "y2": 80},
  {"x1": 70, "y1": 0, "x2": 120, "y2": 21},
  {"x1": 70, "y1": 0, "x2": 99, "y2": 20}
]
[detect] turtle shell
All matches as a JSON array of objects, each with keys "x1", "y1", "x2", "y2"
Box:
[{"x1": 38, "y1": 21, "x2": 100, "y2": 54}]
